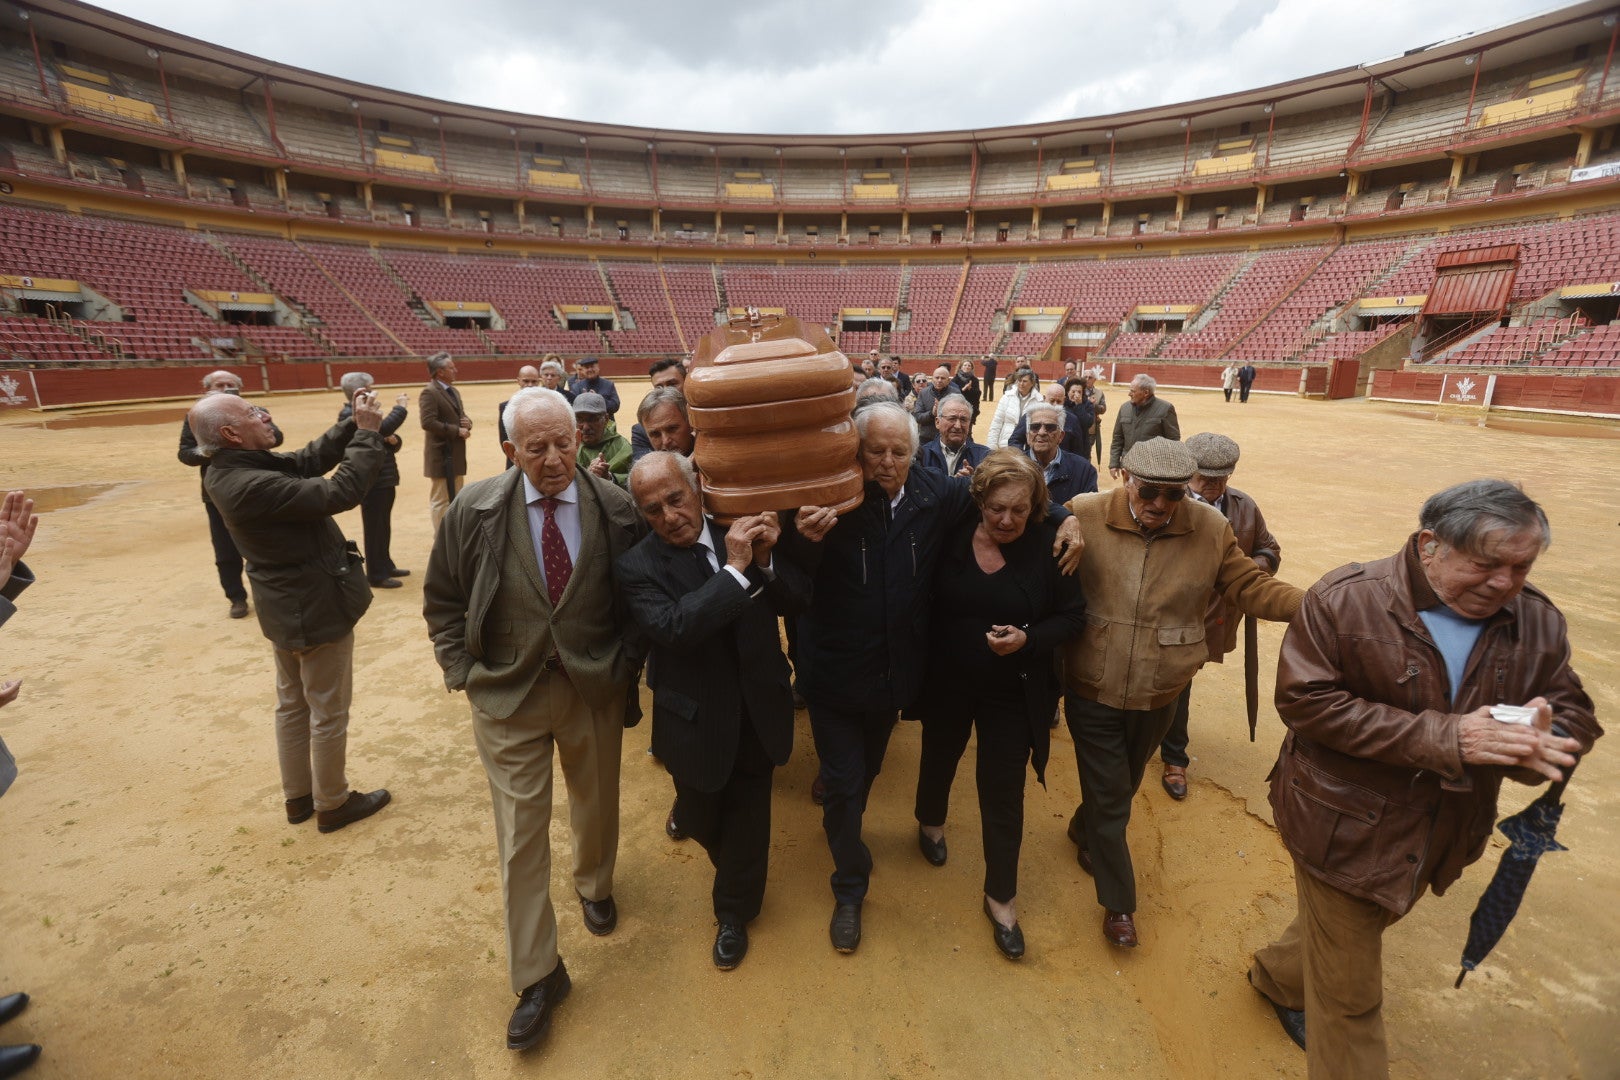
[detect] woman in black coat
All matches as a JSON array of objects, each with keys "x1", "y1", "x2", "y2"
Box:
[
  {"x1": 911, "y1": 450, "x2": 1087, "y2": 960},
  {"x1": 952, "y1": 358, "x2": 983, "y2": 421}
]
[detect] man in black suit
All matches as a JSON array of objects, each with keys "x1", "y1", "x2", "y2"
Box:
[
  {"x1": 916, "y1": 395, "x2": 989, "y2": 477},
  {"x1": 616, "y1": 452, "x2": 813, "y2": 970}
]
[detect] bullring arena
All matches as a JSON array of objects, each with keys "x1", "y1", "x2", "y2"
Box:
[{"x1": 0, "y1": 1, "x2": 1617, "y2": 1078}]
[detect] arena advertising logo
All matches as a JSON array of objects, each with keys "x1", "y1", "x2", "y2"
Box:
[
  {"x1": 1450, "y1": 376, "x2": 1479, "y2": 403},
  {"x1": 0, "y1": 373, "x2": 29, "y2": 406}
]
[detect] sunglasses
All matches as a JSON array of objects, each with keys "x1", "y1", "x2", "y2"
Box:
[
  {"x1": 1133, "y1": 482, "x2": 1187, "y2": 502},
  {"x1": 1027, "y1": 422, "x2": 1060, "y2": 433}
]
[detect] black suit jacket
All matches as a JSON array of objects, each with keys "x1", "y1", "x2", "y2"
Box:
[{"x1": 616, "y1": 522, "x2": 809, "y2": 792}]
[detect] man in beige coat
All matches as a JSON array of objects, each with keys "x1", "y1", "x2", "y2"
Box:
[
  {"x1": 1061, "y1": 437, "x2": 1302, "y2": 948},
  {"x1": 422, "y1": 387, "x2": 644, "y2": 1052}
]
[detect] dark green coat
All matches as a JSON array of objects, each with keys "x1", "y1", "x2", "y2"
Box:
[{"x1": 204, "y1": 420, "x2": 384, "y2": 650}]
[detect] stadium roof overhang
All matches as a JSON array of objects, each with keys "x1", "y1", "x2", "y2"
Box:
[{"x1": 5, "y1": 0, "x2": 1616, "y2": 158}]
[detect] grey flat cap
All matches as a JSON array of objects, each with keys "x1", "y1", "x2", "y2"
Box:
[
  {"x1": 1122, "y1": 437, "x2": 1196, "y2": 483},
  {"x1": 573, "y1": 391, "x2": 608, "y2": 415},
  {"x1": 1186, "y1": 432, "x2": 1240, "y2": 477}
]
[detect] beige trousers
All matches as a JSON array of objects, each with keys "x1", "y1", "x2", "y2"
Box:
[
  {"x1": 271, "y1": 633, "x2": 353, "y2": 813},
  {"x1": 472, "y1": 670, "x2": 622, "y2": 993},
  {"x1": 428, "y1": 476, "x2": 466, "y2": 531},
  {"x1": 1250, "y1": 859, "x2": 1402, "y2": 1080}
]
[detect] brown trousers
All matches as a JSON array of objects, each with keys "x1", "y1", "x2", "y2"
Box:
[
  {"x1": 1250, "y1": 859, "x2": 1403, "y2": 1080},
  {"x1": 472, "y1": 669, "x2": 622, "y2": 994},
  {"x1": 272, "y1": 632, "x2": 353, "y2": 813}
]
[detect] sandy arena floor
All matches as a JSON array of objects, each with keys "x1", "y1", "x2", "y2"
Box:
[{"x1": 0, "y1": 379, "x2": 1615, "y2": 1080}]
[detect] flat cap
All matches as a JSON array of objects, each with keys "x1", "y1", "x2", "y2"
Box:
[
  {"x1": 572, "y1": 391, "x2": 608, "y2": 415},
  {"x1": 1122, "y1": 437, "x2": 1196, "y2": 483},
  {"x1": 1186, "y1": 432, "x2": 1241, "y2": 477},
  {"x1": 578, "y1": 355, "x2": 600, "y2": 366}
]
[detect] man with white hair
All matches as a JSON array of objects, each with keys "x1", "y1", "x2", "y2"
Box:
[
  {"x1": 1108, "y1": 374, "x2": 1180, "y2": 479},
  {"x1": 178, "y1": 369, "x2": 282, "y2": 618},
  {"x1": 1021, "y1": 402, "x2": 1097, "y2": 503},
  {"x1": 189, "y1": 389, "x2": 392, "y2": 834},
  {"x1": 423, "y1": 387, "x2": 644, "y2": 1052}
]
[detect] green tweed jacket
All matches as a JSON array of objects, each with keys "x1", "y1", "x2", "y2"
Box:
[{"x1": 422, "y1": 467, "x2": 645, "y2": 719}]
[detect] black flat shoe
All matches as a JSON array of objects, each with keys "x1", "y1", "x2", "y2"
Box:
[
  {"x1": 1249, "y1": 972, "x2": 1306, "y2": 1050},
  {"x1": 983, "y1": 899, "x2": 1025, "y2": 960},
  {"x1": 508, "y1": 961, "x2": 570, "y2": 1051},
  {"x1": 368, "y1": 576, "x2": 403, "y2": 589},
  {"x1": 578, "y1": 892, "x2": 617, "y2": 937},
  {"x1": 829, "y1": 902, "x2": 861, "y2": 954},
  {"x1": 316, "y1": 789, "x2": 391, "y2": 833},
  {"x1": 917, "y1": 826, "x2": 947, "y2": 867},
  {"x1": 713, "y1": 920, "x2": 748, "y2": 971},
  {"x1": 386, "y1": 568, "x2": 411, "y2": 578},
  {"x1": 0, "y1": 995, "x2": 26, "y2": 1027},
  {"x1": 0, "y1": 1043, "x2": 41, "y2": 1078},
  {"x1": 284, "y1": 795, "x2": 314, "y2": 825}
]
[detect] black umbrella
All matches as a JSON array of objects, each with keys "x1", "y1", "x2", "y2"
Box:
[{"x1": 1454, "y1": 761, "x2": 1578, "y2": 988}]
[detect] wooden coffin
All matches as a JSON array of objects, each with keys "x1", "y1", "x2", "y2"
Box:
[{"x1": 686, "y1": 309, "x2": 863, "y2": 521}]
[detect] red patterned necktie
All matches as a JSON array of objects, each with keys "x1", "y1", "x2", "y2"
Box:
[{"x1": 540, "y1": 497, "x2": 572, "y2": 606}]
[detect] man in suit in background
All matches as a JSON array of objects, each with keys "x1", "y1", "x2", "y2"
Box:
[
  {"x1": 497, "y1": 365, "x2": 544, "y2": 469},
  {"x1": 337, "y1": 372, "x2": 410, "y2": 586},
  {"x1": 617, "y1": 452, "x2": 810, "y2": 970},
  {"x1": 178, "y1": 369, "x2": 282, "y2": 619},
  {"x1": 419, "y1": 352, "x2": 471, "y2": 529},
  {"x1": 916, "y1": 395, "x2": 988, "y2": 477},
  {"x1": 423, "y1": 387, "x2": 643, "y2": 1053},
  {"x1": 1238, "y1": 363, "x2": 1258, "y2": 403}
]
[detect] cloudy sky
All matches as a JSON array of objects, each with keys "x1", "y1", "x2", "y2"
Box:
[{"x1": 99, "y1": 0, "x2": 1566, "y2": 134}]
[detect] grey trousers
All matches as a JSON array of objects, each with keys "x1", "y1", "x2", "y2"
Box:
[{"x1": 272, "y1": 633, "x2": 353, "y2": 812}]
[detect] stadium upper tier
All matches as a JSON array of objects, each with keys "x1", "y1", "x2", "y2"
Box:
[
  {"x1": 3, "y1": 199, "x2": 1618, "y2": 369},
  {"x1": 0, "y1": 0, "x2": 1616, "y2": 242}
]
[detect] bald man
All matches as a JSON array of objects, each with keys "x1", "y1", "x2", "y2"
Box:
[{"x1": 498, "y1": 365, "x2": 544, "y2": 471}]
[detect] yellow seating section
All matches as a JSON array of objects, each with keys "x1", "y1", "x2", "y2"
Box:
[
  {"x1": 375, "y1": 148, "x2": 439, "y2": 173},
  {"x1": 64, "y1": 83, "x2": 161, "y2": 124}
]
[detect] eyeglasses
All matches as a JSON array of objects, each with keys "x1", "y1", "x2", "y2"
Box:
[
  {"x1": 1027, "y1": 422, "x2": 1060, "y2": 433},
  {"x1": 1133, "y1": 481, "x2": 1186, "y2": 502}
]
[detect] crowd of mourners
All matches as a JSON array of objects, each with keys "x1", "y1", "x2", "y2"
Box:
[{"x1": 0, "y1": 345, "x2": 1597, "y2": 1080}]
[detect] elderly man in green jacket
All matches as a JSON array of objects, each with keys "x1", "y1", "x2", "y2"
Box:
[
  {"x1": 1061, "y1": 437, "x2": 1302, "y2": 949},
  {"x1": 190, "y1": 390, "x2": 392, "y2": 834}
]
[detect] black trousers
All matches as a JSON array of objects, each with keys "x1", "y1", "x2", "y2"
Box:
[
  {"x1": 808, "y1": 702, "x2": 897, "y2": 905},
  {"x1": 1065, "y1": 693, "x2": 1178, "y2": 913},
  {"x1": 361, "y1": 485, "x2": 397, "y2": 580},
  {"x1": 204, "y1": 499, "x2": 246, "y2": 602},
  {"x1": 1239, "y1": 383, "x2": 1253, "y2": 403},
  {"x1": 1223, "y1": 387, "x2": 1234, "y2": 402},
  {"x1": 982, "y1": 377, "x2": 995, "y2": 402},
  {"x1": 1159, "y1": 682, "x2": 1195, "y2": 769},
  {"x1": 914, "y1": 699, "x2": 1032, "y2": 903},
  {"x1": 672, "y1": 717, "x2": 775, "y2": 925}
]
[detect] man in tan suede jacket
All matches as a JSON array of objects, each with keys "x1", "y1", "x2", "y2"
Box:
[{"x1": 1060, "y1": 437, "x2": 1302, "y2": 949}]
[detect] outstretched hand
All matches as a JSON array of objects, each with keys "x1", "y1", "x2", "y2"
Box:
[{"x1": 0, "y1": 491, "x2": 38, "y2": 593}]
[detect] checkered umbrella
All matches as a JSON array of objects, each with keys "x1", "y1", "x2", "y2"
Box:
[{"x1": 1453, "y1": 766, "x2": 1577, "y2": 988}]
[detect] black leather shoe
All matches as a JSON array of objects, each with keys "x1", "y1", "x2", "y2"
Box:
[
  {"x1": 0, "y1": 994, "x2": 26, "y2": 1026},
  {"x1": 387, "y1": 568, "x2": 411, "y2": 578},
  {"x1": 917, "y1": 826, "x2": 947, "y2": 867},
  {"x1": 507, "y1": 961, "x2": 570, "y2": 1051},
  {"x1": 368, "y1": 576, "x2": 404, "y2": 589},
  {"x1": 983, "y1": 899, "x2": 1025, "y2": 961},
  {"x1": 228, "y1": 599, "x2": 249, "y2": 619},
  {"x1": 1249, "y1": 973, "x2": 1306, "y2": 1050},
  {"x1": 665, "y1": 802, "x2": 686, "y2": 841},
  {"x1": 578, "y1": 892, "x2": 617, "y2": 937},
  {"x1": 829, "y1": 902, "x2": 861, "y2": 954},
  {"x1": 1066, "y1": 809, "x2": 1094, "y2": 875},
  {"x1": 713, "y1": 920, "x2": 748, "y2": 971},
  {"x1": 0, "y1": 1043, "x2": 40, "y2": 1078},
  {"x1": 284, "y1": 795, "x2": 314, "y2": 825},
  {"x1": 316, "y1": 789, "x2": 391, "y2": 833}
]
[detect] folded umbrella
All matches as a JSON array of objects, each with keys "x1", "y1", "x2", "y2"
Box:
[
  {"x1": 1454, "y1": 761, "x2": 1578, "y2": 988},
  {"x1": 1243, "y1": 614, "x2": 1259, "y2": 742}
]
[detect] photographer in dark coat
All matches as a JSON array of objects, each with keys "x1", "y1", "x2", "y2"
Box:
[{"x1": 338, "y1": 372, "x2": 410, "y2": 587}]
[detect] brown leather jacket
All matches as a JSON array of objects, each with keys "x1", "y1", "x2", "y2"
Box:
[
  {"x1": 1270, "y1": 535, "x2": 1601, "y2": 914},
  {"x1": 1062, "y1": 488, "x2": 1301, "y2": 711},
  {"x1": 1203, "y1": 486, "x2": 1279, "y2": 662}
]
